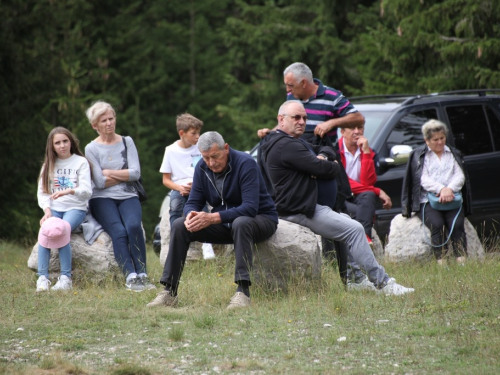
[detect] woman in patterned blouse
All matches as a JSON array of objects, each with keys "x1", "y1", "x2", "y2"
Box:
[{"x1": 402, "y1": 119, "x2": 471, "y2": 265}]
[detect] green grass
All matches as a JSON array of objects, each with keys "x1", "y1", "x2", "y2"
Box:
[{"x1": 1, "y1": 239, "x2": 499, "y2": 374}]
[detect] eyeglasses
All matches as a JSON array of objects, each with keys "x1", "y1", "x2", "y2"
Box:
[{"x1": 283, "y1": 114, "x2": 307, "y2": 122}]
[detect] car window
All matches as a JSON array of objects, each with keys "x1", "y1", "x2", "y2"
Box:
[
  {"x1": 385, "y1": 109, "x2": 438, "y2": 151},
  {"x1": 485, "y1": 105, "x2": 500, "y2": 151},
  {"x1": 446, "y1": 105, "x2": 493, "y2": 155},
  {"x1": 352, "y1": 111, "x2": 391, "y2": 143}
]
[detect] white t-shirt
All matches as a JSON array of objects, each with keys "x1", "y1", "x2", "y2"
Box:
[{"x1": 159, "y1": 142, "x2": 202, "y2": 186}]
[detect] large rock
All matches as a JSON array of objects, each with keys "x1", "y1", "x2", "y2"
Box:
[
  {"x1": 159, "y1": 217, "x2": 321, "y2": 290},
  {"x1": 370, "y1": 227, "x2": 384, "y2": 258},
  {"x1": 159, "y1": 215, "x2": 206, "y2": 266},
  {"x1": 252, "y1": 219, "x2": 321, "y2": 290},
  {"x1": 27, "y1": 231, "x2": 118, "y2": 278},
  {"x1": 385, "y1": 214, "x2": 485, "y2": 262}
]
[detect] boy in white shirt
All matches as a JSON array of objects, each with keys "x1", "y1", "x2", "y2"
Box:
[{"x1": 159, "y1": 114, "x2": 215, "y2": 260}]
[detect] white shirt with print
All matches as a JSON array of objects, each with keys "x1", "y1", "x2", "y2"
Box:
[{"x1": 159, "y1": 142, "x2": 202, "y2": 186}]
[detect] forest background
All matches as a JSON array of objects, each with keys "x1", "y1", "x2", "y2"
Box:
[{"x1": 1, "y1": 0, "x2": 499, "y2": 242}]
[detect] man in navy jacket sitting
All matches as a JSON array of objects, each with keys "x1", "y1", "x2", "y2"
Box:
[{"x1": 147, "y1": 131, "x2": 278, "y2": 310}]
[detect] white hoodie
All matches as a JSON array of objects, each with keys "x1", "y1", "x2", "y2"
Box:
[{"x1": 37, "y1": 154, "x2": 92, "y2": 212}]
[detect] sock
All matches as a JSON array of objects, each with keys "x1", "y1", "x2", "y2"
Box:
[
  {"x1": 236, "y1": 280, "x2": 250, "y2": 298},
  {"x1": 164, "y1": 284, "x2": 177, "y2": 296}
]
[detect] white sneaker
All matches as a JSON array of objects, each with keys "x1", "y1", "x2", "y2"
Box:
[
  {"x1": 51, "y1": 275, "x2": 72, "y2": 291},
  {"x1": 139, "y1": 275, "x2": 157, "y2": 290},
  {"x1": 347, "y1": 277, "x2": 376, "y2": 291},
  {"x1": 36, "y1": 276, "x2": 51, "y2": 292},
  {"x1": 125, "y1": 277, "x2": 145, "y2": 292},
  {"x1": 377, "y1": 278, "x2": 415, "y2": 296},
  {"x1": 202, "y1": 243, "x2": 216, "y2": 260}
]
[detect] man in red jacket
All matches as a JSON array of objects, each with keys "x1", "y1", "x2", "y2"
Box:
[{"x1": 338, "y1": 125, "x2": 392, "y2": 244}]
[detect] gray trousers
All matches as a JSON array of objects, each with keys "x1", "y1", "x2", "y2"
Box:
[{"x1": 281, "y1": 204, "x2": 388, "y2": 287}]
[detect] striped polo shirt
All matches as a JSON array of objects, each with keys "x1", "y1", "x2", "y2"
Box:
[{"x1": 286, "y1": 78, "x2": 358, "y2": 144}]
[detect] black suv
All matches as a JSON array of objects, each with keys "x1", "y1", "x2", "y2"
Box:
[
  {"x1": 157, "y1": 90, "x2": 500, "y2": 249},
  {"x1": 350, "y1": 89, "x2": 500, "y2": 242}
]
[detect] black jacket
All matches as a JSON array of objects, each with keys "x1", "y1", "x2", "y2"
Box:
[
  {"x1": 259, "y1": 130, "x2": 340, "y2": 218},
  {"x1": 401, "y1": 145, "x2": 472, "y2": 217}
]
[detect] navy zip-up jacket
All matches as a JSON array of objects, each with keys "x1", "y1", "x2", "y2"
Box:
[{"x1": 184, "y1": 147, "x2": 278, "y2": 226}]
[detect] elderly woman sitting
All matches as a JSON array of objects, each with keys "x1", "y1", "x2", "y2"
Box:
[
  {"x1": 402, "y1": 119, "x2": 472, "y2": 265},
  {"x1": 84, "y1": 100, "x2": 155, "y2": 291}
]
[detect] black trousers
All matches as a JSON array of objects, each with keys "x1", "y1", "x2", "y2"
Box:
[
  {"x1": 420, "y1": 203, "x2": 466, "y2": 259},
  {"x1": 160, "y1": 215, "x2": 278, "y2": 290},
  {"x1": 345, "y1": 191, "x2": 377, "y2": 238}
]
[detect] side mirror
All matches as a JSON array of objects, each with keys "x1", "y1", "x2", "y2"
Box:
[{"x1": 381, "y1": 145, "x2": 413, "y2": 168}]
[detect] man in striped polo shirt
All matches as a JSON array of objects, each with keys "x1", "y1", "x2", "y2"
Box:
[{"x1": 258, "y1": 62, "x2": 364, "y2": 146}]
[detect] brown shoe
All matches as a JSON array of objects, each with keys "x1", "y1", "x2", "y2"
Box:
[
  {"x1": 147, "y1": 290, "x2": 178, "y2": 307},
  {"x1": 226, "y1": 292, "x2": 251, "y2": 310}
]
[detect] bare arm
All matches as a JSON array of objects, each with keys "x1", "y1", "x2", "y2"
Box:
[
  {"x1": 257, "y1": 124, "x2": 278, "y2": 139},
  {"x1": 378, "y1": 189, "x2": 392, "y2": 210},
  {"x1": 162, "y1": 173, "x2": 192, "y2": 196},
  {"x1": 314, "y1": 112, "x2": 365, "y2": 138}
]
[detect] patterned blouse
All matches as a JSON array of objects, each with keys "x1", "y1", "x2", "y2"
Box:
[{"x1": 419, "y1": 145, "x2": 465, "y2": 203}]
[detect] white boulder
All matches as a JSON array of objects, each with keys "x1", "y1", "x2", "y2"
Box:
[
  {"x1": 27, "y1": 231, "x2": 118, "y2": 278},
  {"x1": 159, "y1": 217, "x2": 322, "y2": 290},
  {"x1": 385, "y1": 214, "x2": 485, "y2": 262}
]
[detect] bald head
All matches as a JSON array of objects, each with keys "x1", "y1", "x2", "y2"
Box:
[{"x1": 277, "y1": 101, "x2": 307, "y2": 138}]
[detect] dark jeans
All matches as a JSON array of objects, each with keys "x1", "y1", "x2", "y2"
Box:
[
  {"x1": 345, "y1": 191, "x2": 376, "y2": 238},
  {"x1": 160, "y1": 215, "x2": 278, "y2": 290},
  {"x1": 169, "y1": 190, "x2": 189, "y2": 228},
  {"x1": 89, "y1": 197, "x2": 147, "y2": 276},
  {"x1": 420, "y1": 203, "x2": 466, "y2": 259}
]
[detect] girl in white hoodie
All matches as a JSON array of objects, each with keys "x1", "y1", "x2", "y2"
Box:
[{"x1": 36, "y1": 127, "x2": 92, "y2": 292}]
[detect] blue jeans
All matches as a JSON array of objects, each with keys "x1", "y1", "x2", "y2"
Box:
[
  {"x1": 169, "y1": 190, "x2": 189, "y2": 227},
  {"x1": 38, "y1": 209, "x2": 86, "y2": 278},
  {"x1": 89, "y1": 197, "x2": 147, "y2": 276}
]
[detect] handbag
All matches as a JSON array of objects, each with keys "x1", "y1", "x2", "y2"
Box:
[
  {"x1": 427, "y1": 192, "x2": 462, "y2": 211},
  {"x1": 122, "y1": 137, "x2": 147, "y2": 203},
  {"x1": 422, "y1": 192, "x2": 462, "y2": 247}
]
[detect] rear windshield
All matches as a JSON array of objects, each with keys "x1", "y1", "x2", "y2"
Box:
[{"x1": 338, "y1": 111, "x2": 391, "y2": 142}]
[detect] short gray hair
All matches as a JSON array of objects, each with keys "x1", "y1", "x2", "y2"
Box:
[
  {"x1": 283, "y1": 62, "x2": 314, "y2": 84},
  {"x1": 422, "y1": 119, "x2": 448, "y2": 140},
  {"x1": 86, "y1": 100, "x2": 116, "y2": 126},
  {"x1": 198, "y1": 131, "x2": 225, "y2": 152},
  {"x1": 278, "y1": 100, "x2": 304, "y2": 115}
]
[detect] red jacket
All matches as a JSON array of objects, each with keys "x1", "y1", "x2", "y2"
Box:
[{"x1": 338, "y1": 137, "x2": 380, "y2": 196}]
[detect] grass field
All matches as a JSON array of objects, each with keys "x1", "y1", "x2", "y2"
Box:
[{"x1": 1, "y1": 240, "x2": 499, "y2": 375}]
